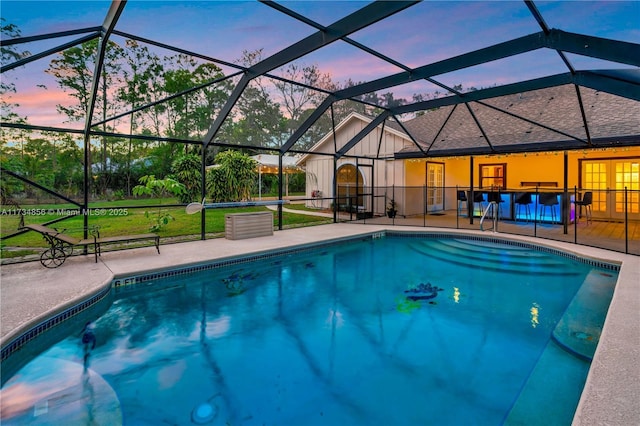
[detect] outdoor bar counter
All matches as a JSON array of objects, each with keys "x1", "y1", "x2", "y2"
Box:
[{"x1": 468, "y1": 189, "x2": 575, "y2": 224}]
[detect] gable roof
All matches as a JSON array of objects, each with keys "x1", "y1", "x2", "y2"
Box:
[{"x1": 297, "y1": 111, "x2": 411, "y2": 165}]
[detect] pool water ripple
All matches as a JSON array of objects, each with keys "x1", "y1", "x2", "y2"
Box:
[{"x1": 0, "y1": 235, "x2": 617, "y2": 425}]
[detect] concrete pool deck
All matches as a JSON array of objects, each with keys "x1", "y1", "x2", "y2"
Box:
[{"x1": 1, "y1": 223, "x2": 638, "y2": 425}]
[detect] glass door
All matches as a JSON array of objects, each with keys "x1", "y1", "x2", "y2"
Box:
[
  {"x1": 581, "y1": 159, "x2": 640, "y2": 220},
  {"x1": 612, "y1": 160, "x2": 640, "y2": 220},
  {"x1": 582, "y1": 161, "x2": 608, "y2": 218},
  {"x1": 426, "y1": 162, "x2": 444, "y2": 212}
]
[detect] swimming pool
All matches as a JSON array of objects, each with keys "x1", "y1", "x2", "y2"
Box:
[{"x1": 0, "y1": 234, "x2": 618, "y2": 425}]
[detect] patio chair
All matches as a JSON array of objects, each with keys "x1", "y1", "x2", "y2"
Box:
[
  {"x1": 573, "y1": 191, "x2": 593, "y2": 224},
  {"x1": 23, "y1": 224, "x2": 160, "y2": 268}
]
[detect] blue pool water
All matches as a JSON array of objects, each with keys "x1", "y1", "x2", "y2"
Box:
[{"x1": 1, "y1": 235, "x2": 617, "y2": 425}]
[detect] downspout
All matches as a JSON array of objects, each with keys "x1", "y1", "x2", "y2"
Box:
[
  {"x1": 200, "y1": 146, "x2": 206, "y2": 240},
  {"x1": 333, "y1": 156, "x2": 338, "y2": 223},
  {"x1": 469, "y1": 156, "x2": 475, "y2": 225},
  {"x1": 278, "y1": 155, "x2": 283, "y2": 230},
  {"x1": 563, "y1": 151, "x2": 568, "y2": 235}
]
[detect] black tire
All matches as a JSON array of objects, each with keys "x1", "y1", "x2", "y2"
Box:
[{"x1": 40, "y1": 248, "x2": 66, "y2": 268}]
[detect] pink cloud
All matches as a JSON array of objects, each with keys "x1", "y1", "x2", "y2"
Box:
[{"x1": 10, "y1": 86, "x2": 82, "y2": 129}]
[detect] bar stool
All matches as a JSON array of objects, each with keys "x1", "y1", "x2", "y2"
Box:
[
  {"x1": 515, "y1": 192, "x2": 532, "y2": 222},
  {"x1": 487, "y1": 192, "x2": 504, "y2": 218},
  {"x1": 574, "y1": 191, "x2": 593, "y2": 224},
  {"x1": 539, "y1": 193, "x2": 559, "y2": 223},
  {"x1": 457, "y1": 190, "x2": 468, "y2": 216},
  {"x1": 472, "y1": 192, "x2": 485, "y2": 216}
]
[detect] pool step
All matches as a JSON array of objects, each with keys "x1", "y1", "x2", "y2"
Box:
[
  {"x1": 503, "y1": 340, "x2": 591, "y2": 426},
  {"x1": 410, "y1": 239, "x2": 582, "y2": 276},
  {"x1": 551, "y1": 269, "x2": 617, "y2": 360},
  {"x1": 505, "y1": 270, "x2": 617, "y2": 424},
  {"x1": 430, "y1": 238, "x2": 563, "y2": 263}
]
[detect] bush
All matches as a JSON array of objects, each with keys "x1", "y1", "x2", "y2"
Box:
[
  {"x1": 206, "y1": 151, "x2": 257, "y2": 202},
  {"x1": 133, "y1": 175, "x2": 185, "y2": 232},
  {"x1": 171, "y1": 153, "x2": 202, "y2": 203}
]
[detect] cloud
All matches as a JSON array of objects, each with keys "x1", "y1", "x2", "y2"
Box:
[{"x1": 11, "y1": 87, "x2": 82, "y2": 129}]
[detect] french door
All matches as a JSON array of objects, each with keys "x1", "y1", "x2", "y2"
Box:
[
  {"x1": 426, "y1": 162, "x2": 444, "y2": 212},
  {"x1": 581, "y1": 159, "x2": 640, "y2": 220}
]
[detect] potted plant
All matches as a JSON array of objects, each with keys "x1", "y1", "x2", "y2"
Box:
[{"x1": 387, "y1": 198, "x2": 397, "y2": 218}]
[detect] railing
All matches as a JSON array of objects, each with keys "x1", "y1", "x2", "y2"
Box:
[
  {"x1": 480, "y1": 201, "x2": 499, "y2": 232},
  {"x1": 2, "y1": 183, "x2": 638, "y2": 257},
  {"x1": 338, "y1": 185, "x2": 639, "y2": 256}
]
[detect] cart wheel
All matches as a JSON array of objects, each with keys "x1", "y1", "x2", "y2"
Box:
[
  {"x1": 40, "y1": 248, "x2": 66, "y2": 268},
  {"x1": 61, "y1": 244, "x2": 73, "y2": 257}
]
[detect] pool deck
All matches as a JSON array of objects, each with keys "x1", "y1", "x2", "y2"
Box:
[{"x1": 1, "y1": 223, "x2": 638, "y2": 425}]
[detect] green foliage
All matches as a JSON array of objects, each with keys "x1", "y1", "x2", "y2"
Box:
[
  {"x1": 387, "y1": 198, "x2": 397, "y2": 217},
  {"x1": 206, "y1": 150, "x2": 257, "y2": 202},
  {"x1": 171, "y1": 153, "x2": 202, "y2": 203},
  {"x1": 133, "y1": 175, "x2": 185, "y2": 232},
  {"x1": 256, "y1": 171, "x2": 305, "y2": 197},
  {"x1": 206, "y1": 167, "x2": 226, "y2": 203},
  {"x1": 133, "y1": 175, "x2": 184, "y2": 198}
]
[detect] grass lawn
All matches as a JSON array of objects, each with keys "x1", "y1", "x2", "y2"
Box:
[{"x1": 0, "y1": 199, "x2": 331, "y2": 258}]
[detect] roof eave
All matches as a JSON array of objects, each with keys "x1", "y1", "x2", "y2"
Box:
[{"x1": 394, "y1": 134, "x2": 640, "y2": 159}]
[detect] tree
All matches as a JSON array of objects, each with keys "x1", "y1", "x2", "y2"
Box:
[
  {"x1": 229, "y1": 49, "x2": 287, "y2": 148},
  {"x1": 45, "y1": 38, "x2": 125, "y2": 196},
  {"x1": 274, "y1": 63, "x2": 334, "y2": 122},
  {"x1": 163, "y1": 57, "x2": 198, "y2": 141},
  {"x1": 272, "y1": 62, "x2": 337, "y2": 151},
  {"x1": 231, "y1": 82, "x2": 286, "y2": 148},
  {"x1": 0, "y1": 19, "x2": 30, "y2": 124},
  {"x1": 52, "y1": 133, "x2": 84, "y2": 197},
  {"x1": 132, "y1": 175, "x2": 185, "y2": 232},
  {"x1": 119, "y1": 39, "x2": 162, "y2": 195},
  {"x1": 190, "y1": 63, "x2": 232, "y2": 139},
  {"x1": 1, "y1": 19, "x2": 31, "y2": 178},
  {"x1": 206, "y1": 150, "x2": 257, "y2": 202},
  {"x1": 171, "y1": 153, "x2": 201, "y2": 203}
]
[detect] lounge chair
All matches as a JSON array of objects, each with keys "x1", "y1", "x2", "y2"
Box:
[{"x1": 22, "y1": 224, "x2": 160, "y2": 268}]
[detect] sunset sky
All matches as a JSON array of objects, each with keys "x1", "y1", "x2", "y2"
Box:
[{"x1": 2, "y1": 0, "x2": 639, "y2": 126}]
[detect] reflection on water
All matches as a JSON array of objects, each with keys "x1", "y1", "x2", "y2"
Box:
[
  {"x1": 1, "y1": 358, "x2": 122, "y2": 425},
  {"x1": 1, "y1": 237, "x2": 616, "y2": 425},
  {"x1": 531, "y1": 302, "x2": 541, "y2": 328}
]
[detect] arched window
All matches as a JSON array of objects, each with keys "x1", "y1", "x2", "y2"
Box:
[{"x1": 337, "y1": 164, "x2": 364, "y2": 210}]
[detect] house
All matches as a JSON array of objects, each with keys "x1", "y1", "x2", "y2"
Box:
[{"x1": 297, "y1": 85, "x2": 640, "y2": 222}]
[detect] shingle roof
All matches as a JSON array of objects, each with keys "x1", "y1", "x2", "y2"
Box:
[{"x1": 394, "y1": 84, "x2": 640, "y2": 157}]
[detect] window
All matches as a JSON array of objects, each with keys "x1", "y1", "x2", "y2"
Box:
[
  {"x1": 336, "y1": 164, "x2": 364, "y2": 209},
  {"x1": 479, "y1": 163, "x2": 506, "y2": 189}
]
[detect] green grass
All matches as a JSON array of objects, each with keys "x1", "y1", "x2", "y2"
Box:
[
  {"x1": 0, "y1": 248, "x2": 40, "y2": 259},
  {"x1": 1, "y1": 202, "x2": 330, "y2": 249}
]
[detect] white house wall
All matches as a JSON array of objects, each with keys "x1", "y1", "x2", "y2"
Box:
[{"x1": 304, "y1": 116, "x2": 409, "y2": 213}]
